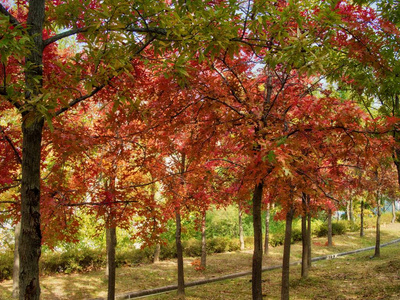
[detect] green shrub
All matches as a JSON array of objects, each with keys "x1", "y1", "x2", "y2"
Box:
[
  {"x1": 0, "y1": 251, "x2": 13, "y2": 281},
  {"x1": 41, "y1": 248, "x2": 105, "y2": 274},
  {"x1": 158, "y1": 236, "x2": 242, "y2": 259},
  {"x1": 316, "y1": 221, "x2": 347, "y2": 237},
  {"x1": 270, "y1": 232, "x2": 285, "y2": 247},
  {"x1": 228, "y1": 238, "x2": 241, "y2": 251},
  {"x1": 244, "y1": 236, "x2": 254, "y2": 248},
  {"x1": 206, "y1": 206, "x2": 240, "y2": 238},
  {"x1": 208, "y1": 237, "x2": 230, "y2": 253},
  {"x1": 346, "y1": 221, "x2": 360, "y2": 232},
  {"x1": 116, "y1": 247, "x2": 153, "y2": 266},
  {"x1": 396, "y1": 212, "x2": 400, "y2": 223},
  {"x1": 183, "y1": 239, "x2": 202, "y2": 257},
  {"x1": 332, "y1": 222, "x2": 347, "y2": 235},
  {"x1": 380, "y1": 212, "x2": 395, "y2": 224},
  {"x1": 363, "y1": 216, "x2": 377, "y2": 228},
  {"x1": 160, "y1": 242, "x2": 177, "y2": 259},
  {"x1": 291, "y1": 228, "x2": 302, "y2": 243},
  {"x1": 310, "y1": 219, "x2": 323, "y2": 237}
]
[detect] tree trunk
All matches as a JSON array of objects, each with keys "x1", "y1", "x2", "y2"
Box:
[
  {"x1": 19, "y1": 1, "x2": 46, "y2": 299},
  {"x1": 252, "y1": 182, "x2": 264, "y2": 300},
  {"x1": 307, "y1": 212, "x2": 311, "y2": 268},
  {"x1": 374, "y1": 195, "x2": 381, "y2": 258},
  {"x1": 106, "y1": 227, "x2": 117, "y2": 300},
  {"x1": 360, "y1": 200, "x2": 364, "y2": 237},
  {"x1": 239, "y1": 202, "x2": 245, "y2": 251},
  {"x1": 151, "y1": 184, "x2": 160, "y2": 264},
  {"x1": 264, "y1": 202, "x2": 270, "y2": 255},
  {"x1": 392, "y1": 201, "x2": 396, "y2": 223},
  {"x1": 327, "y1": 210, "x2": 333, "y2": 247},
  {"x1": 175, "y1": 208, "x2": 185, "y2": 299},
  {"x1": 153, "y1": 244, "x2": 161, "y2": 263},
  {"x1": 346, "y1": 200, "x2": 351, "y2": 221},
  {"x1": 349, "y1": 198, "x2": 354, "y2": 222},
  {"x1": 301, "y1": 194, "x2": 308, "y2": 278},
  {"x1": 12, "y1": 222, "x2": 21, "y2": 299},
  {"x1": 201, "y1": 211, "x2": 207, "y2": 268},
  {"x1": 19, "y1": 117, "x2": 44, "y2": 300},
  {"x1": 281, "y1": 207, "x2": 294, "y2": 300}
]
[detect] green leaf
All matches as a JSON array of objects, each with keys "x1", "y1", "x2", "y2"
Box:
[{"x1": 267, "y1": 150, "x2": 276, "y2": 163}]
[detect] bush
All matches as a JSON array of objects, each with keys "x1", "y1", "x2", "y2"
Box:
[
  {"x1": 316, "y1": 221, "x2": 347, "y2": 237},
  {"x1": 396, "y1": 212, "x2": 400, "y2": 223},
  {"x1": 291, "y1": 228, "x2": 302, "y2": 243},
  {"x1": 0, "y1": 251, "x2": 13, "y2": 281},
  {"x1": 206, "y1": 206, "x2": 241, "y2": 239},
  {"x1": 310, "y1": 219, "x2": 323, "y2": 237},
  {"x1": 270, "y1": 232, "x2": 285, "y2": 247},
  {"x1": 183, "y1": 239, "x2": 202, "y2": 257},
  {"x1": 228, "y1": 238, "x2": 241, "y2": 251},
  {"x1": 41, "y1": 247, "x2": 105, "y2": 274},
  {"x1": 116, "y1": 247, "x2": 153, "y2": 266},
  {"x1": 346, "y1": 221, "x2": 360, "y2": 232},
  {"x1": 244, "y1": 236, "x2": 254, "y2": 248},
  {"x1": 208, "y1": 237, "x2": 231, "y2": 253},
  {"x1": 160, "y1": 242, "x2": 177, "y2": 259}
]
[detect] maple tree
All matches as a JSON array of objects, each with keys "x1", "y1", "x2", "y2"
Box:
[
  {"x1": 0, "y1": 0, "x2": 246, "y2": 298},
  {"x1": 1, "y1": 1, "x2": 400, "y2": 300}
]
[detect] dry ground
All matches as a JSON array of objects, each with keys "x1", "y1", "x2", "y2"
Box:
[{"x1": 1, "y1": 223, "x2": 399, "y2": 299}]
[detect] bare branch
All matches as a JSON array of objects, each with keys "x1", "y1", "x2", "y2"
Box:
[
  {"x1": 296, "y1": 169, "x2": 340, "y2": 203},
  {"x1": 125, "y1": 26, "x2": 167, "y2": 35},
  {"x1": 61, "y1": 200, "x2": 138, "y2": 207},
  {"x1": 207, "y1": 158, "x2": 245, "y2": 169},
  {"x1": 0, "y1": 127, "x2": 22, "y2": 164},
  {"x1": 0, "y1": 182, "x2": 20, "y2": 192},
  {"x1": 54, "y1": 85, "x2": 105, "y2": 117},
  {"x1": 43, "y1": 27, "x2": 89, "y2": 48},
  {"x1": 0, "y1": 209, "x2": 15, "y2": 214}
]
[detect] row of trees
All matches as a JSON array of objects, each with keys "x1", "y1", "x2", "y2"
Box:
[{"x1": 1, "y1": 0, "x2": 400, "y2": 300}]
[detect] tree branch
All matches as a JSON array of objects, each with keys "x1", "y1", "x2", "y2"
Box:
[
  {"x1": 0, "y1": 127, "x2": 22, "y2": 164},
  {"x1": 54, "y1": 85, "x2": 105, "y2": 117},
  {"x1": 53, "y1": 33, "x2": 155, "y2": 117},
  {"x1": 125, "y1": 26, "x2": 167, "y2": 35},
  {"x1": 61, "y1": 200, "x2": 138, "y2": 207},
  {"x1": 43, "y1": 27, "x2": 89, "y2": 48},
  {"x1": 0, "y1": 200, "x2": 16, "y2": 204},
  {"x1": 0, "y1": 3, "x2": 21, "y2": 27}
]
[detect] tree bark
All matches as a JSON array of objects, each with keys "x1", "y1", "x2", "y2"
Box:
[
  {"x1": 281, "y1": 207, "x2": 294, "y2": 300},
  {"x1": 201, "y1": 211, "x2": 207, "y2": 268},
  {"x1": 264, "y1": 202, "x2": 270, "y2": 255},
  {"x1": 374, "y1": 194, "x2": 381, "y2": 258},
  {"x1": 307, "y1": 212, "x2": 311, "y2": 268},
  {"x1": 252, "y1": 182, "x2": 264, "y2": 300},
  {"x1": 18, "y1": 0, "x2": 46, "y2": 299},
  {"x1": 175, "y1": 208, "x2": 185, "y2": 299},
  {"x1": 392, "y1": 201, "x2": 396, "y2": 223},
  {"x1": 346, "y1": 200, "x2": 351, "y2": 221},
  {"x1": 349, "y1": 198, "x2": 354, "y2": 222},
  {"x1": 106, "y1": 227, "x2": 117, "y2": 300},
  {"x1": 19, "y1": 117, "x2": 44, "y2": 300},
  {"x1": 327, "y1": 210, "x2": 333, "y2": 247},
  {"x1": 301, "y1": 194, "x2": 308, "y2": 278},
  {"x1": 360, "y1": 200, "x2": 364, "y2": 237},
  {"x1": 239, "y1": 202, "x2": 245, "y2": 251},
  {"x1": 153, "y1": 244, "x2": 161, "y2": 263},
  {"x1": 12, "y1": 222, "x2": 21, "y2": 299}
]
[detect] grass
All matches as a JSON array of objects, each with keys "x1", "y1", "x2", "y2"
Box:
[{"x1": 0, "y1": 222, "x2": 399, "y2": 299}]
